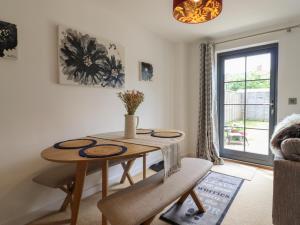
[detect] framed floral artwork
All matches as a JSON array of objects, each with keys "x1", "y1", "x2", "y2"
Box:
[
  {"x1": 58, "y1": 26, "x2": 125, "y2": 88},
  {"x1": 0, "y1": 20, "x2": 17, "y2": 59},
  {"x1": 139, "y1": 62, "x2": 153, "y2": 81}
]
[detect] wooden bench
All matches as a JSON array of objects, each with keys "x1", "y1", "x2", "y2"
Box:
[
  {"x1": 98, "y1": 158, "x2": 212, "y2": 225},
  {"x1": 33, "y1": 157, "x2": 142, "y2": 212}
]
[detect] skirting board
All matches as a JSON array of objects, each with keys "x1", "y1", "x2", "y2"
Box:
[{"x1": 2, "y1": 154, "x2": 162, "y2": 225}]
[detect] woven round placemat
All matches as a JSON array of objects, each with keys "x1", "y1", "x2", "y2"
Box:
[
  {"x1": 136, "y1": 129, "x2": 154, "y2": 134},
  {"x1": 54, "y1": 139, "x2": 97, "y2": 149},
  {"x1": 79, "y1": 144, "x2": 127, "y2": 158},
  {"x1": 151, "y1": 131, "x2": 183, "y2": 138}
]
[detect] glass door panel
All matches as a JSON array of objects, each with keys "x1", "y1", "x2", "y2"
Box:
[
  {"x1": 225, "y1": 82, "x2": 245, "y2": 104},
  {"x1": 246, "y1": 53, "x2": 271, "y2": 80},
  {"x1": 246, "y1": 80, "x2": 270, "y2": 104},
  {"x1": 224, "y1": 57, "x2": 245, "y2": 82},
  {"x1": 245, "y1": 129, "x2": 269, "y2": 155}
]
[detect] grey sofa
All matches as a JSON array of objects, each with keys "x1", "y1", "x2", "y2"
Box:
[{"x1": 272, "y1": 139, "x2": 300, "y2": 225}]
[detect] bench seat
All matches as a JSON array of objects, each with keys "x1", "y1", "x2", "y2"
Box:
[
  {"x1": 33, "y1": 157, "x2": 142, "y2": 212},
  {"x1": 33, "y1": 160, "x2": 123, "y2": 188},
  {"x1": 98, "y1": 158, "x2": 212, "y2": 225}
]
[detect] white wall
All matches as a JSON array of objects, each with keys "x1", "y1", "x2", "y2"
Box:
[
  {"x1": 186, "y1": 25, "x2": 300, "y2": 152},
  {"x1": 0, "y1": 0, "x2": 180, "y2": 224},
  {"x1": 173, "y1": 43, "x2": 190, "y2": 154}
]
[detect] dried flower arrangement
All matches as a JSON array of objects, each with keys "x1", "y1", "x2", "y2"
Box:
[{"x1": 118, "y1": 90, "x2": 144, "y2": 115}]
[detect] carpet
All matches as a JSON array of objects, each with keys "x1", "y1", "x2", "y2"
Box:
[
  {"x1": 211, "y1": 161, "x2": 257, "y2": 181},
  {"x1": 160, "y1": 172, "x2": 244, "y2": 225}
]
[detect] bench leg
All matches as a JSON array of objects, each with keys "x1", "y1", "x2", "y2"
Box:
[
  {"x1": 141, "y1": 215, "x2": 155, "y2": 225},
  {"x1": 59, "y1": 182, "x2": 74, "y2": 212},
  {"x1": 120, "y1": 159, "x2": 135, "y2": 185},
  {"x1": 177, "y1": 189, "x2": 191, "y2": 204},
  {"x1": 177, "y1": 188, "x2": 206, "y2": 213},
  {"x1": 190, "y1": 190, "x2": 206, "y2": 213}
]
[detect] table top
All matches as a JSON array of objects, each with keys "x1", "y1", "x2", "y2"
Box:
[
  {"x1": 41, "y1": 130, "x2": 184, "y2": 163},
  {"x1": 42, "y1": 138, "x2": 160, "y2": 163}
]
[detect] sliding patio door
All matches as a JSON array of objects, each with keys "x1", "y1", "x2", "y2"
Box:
[{"x1": 218, "y1": 44, "x2": 278, "y2": 166}]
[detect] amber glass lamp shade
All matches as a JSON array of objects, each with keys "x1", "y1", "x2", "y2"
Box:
[{"x1": 173, "y1": 0, "x2": 222, "y2": 24}]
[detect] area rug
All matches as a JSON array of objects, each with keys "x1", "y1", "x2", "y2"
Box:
[
  {"x1": 211, "y1": 162, "x2": 257, "y2": 181},
  {"x1": 160, "y1": 172, "x2": 244, "y2": 225}
]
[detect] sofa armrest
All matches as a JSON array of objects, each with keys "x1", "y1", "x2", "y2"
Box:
[{"x1": 273, "y1": 159, "x2": 300, "y2": 225}]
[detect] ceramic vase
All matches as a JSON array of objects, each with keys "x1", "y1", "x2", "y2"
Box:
[{"x1": 124, "y1": 115, "x2": 139, "y2": 139}]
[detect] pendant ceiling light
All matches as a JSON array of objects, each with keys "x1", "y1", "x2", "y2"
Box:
[{"x1": 173, "y1": 0, "x2": 223, "y2": 24}]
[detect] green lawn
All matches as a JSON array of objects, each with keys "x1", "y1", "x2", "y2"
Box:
[{"x1": 226, "y1": 120, "x2": 269, "y2": 129}]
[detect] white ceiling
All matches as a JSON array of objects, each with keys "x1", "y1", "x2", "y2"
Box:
[{"x1": 97, "y1": 0, "x2": 300, "y2": 43}]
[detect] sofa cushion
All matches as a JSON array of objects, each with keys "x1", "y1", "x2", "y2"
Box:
[
  {"x1": 281, "y1": 138, "x2": 300, "y2": 162},
  {"x1": 270, "y1": 114, "x2": 300, "y2": 158}
]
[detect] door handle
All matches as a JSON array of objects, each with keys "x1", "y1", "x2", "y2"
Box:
[{"x1": 270, "y1": 100, "x2": 275, "y2": 115}]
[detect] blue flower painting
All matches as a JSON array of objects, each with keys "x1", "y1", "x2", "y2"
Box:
[
  {"x1": 140, "y1": 62, "x2": 153, "y2": 81},
  {"x1": 58, "y1": 26, "x2": 125, "y2": 88},
  {"x1": 0, "y1": 20, "x2": 17, "y2": 59}
]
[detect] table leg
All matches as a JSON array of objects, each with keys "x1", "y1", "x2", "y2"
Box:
[
  {"x1": 71, "y1": 162, "x2": 88, "y2": 225},
  {"x1": 143, "y1": 154, "x2": 147, "y2": 180},
  {"x1": 102, "y1": 160, "x2": 109, "y2": 225},
  {"x1": 120, "y1": 159, "x2": 135, "y2": 185}
]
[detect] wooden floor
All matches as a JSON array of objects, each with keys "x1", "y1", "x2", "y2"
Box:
[{"x1": 29, "y1": 160, "x2": 274, "y2": 225}]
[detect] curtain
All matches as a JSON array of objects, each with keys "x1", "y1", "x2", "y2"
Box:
[{"x1": 197, "y1": 43, "x2": 223, "y2": 165}]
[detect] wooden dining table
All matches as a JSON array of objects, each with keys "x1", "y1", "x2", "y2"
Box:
[{"x1": 41, "y1": 131, "x2": 184, "y2": 225}]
